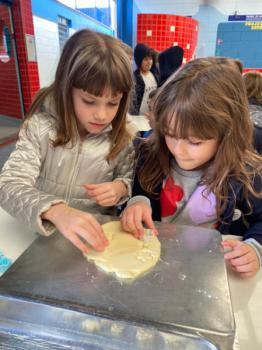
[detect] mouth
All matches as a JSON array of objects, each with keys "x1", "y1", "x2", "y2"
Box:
[
  {"x1": 176, "y1": 158, "x2": 192, "y2": 163},
  {"x1": 89, "y1": 122, "x2": 106, "y2": 128}
]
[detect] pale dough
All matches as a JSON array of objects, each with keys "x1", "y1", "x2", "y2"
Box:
[{"x1": 85, "y1": 221, "x2": 161, "y2": 279}]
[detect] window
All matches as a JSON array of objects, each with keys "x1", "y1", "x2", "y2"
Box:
[
  {"x1": 76, "y1": 0, "x2": 117, "y2": 31},
  {"x1": 58, "y1": 16, "x2": 70, "y2": 50}
]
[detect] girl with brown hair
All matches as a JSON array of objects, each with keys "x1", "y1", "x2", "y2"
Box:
[
  {"x1": 121, "y1": 57, "x2": 262, "y2": 278},
  {"x1": 0, "y1": 29, "x2": 136, "y2": 254}
]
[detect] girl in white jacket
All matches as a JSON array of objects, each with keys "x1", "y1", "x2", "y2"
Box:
[{"x1": 0, "y1": 29, "x2": 136, "y2": 254}]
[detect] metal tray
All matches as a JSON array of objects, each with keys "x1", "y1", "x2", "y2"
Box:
[{"x1": 0, "y1": 220, "x2": 235, "y2": 349}]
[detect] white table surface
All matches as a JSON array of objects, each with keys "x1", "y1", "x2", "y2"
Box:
[
  {"x1": 130, "y1": 114, "x2": 151, "y2": 131},
  {"x1": 0, "y1": 207, "x2": 261, "y2": 349}
]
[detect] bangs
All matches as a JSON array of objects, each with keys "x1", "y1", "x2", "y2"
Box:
[
  {"x1": 158, "y1": 98, "x2": 222, "y2": 141},
  {"x1": 72, "y1": 52, "x2": 132, "y2": 97}
]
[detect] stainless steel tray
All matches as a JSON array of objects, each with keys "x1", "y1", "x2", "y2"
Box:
[{"x1": 0, "y1": 220, "x2": 235, "y2": 349}]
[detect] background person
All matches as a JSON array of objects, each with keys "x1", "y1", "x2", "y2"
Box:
[
  {"x1": 130, "y1": 43, "x2": 159, "y2": 116},
  {"x1": 158, "y1": 45, "x2": 184, "y2": 86}
]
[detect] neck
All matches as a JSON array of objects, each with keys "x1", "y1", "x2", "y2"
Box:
[{"x1": 141, "y1": 69, "x2": 150, "y2": 75}]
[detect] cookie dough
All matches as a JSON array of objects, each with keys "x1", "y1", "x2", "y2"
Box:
[{"x1": 85, "y1": 221, "x2": 161, "y2": 279}]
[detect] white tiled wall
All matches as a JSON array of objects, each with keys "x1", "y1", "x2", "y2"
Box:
[{"x1": 33, "y1": 16, "x2": 60, "y2": 87}]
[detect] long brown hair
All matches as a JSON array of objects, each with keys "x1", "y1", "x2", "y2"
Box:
[
  {"x1": 138, "y1": 57, "x2": 262, "y2": 217},
  {"x1": 26, "y1": 29, "x2": 133, "y2": 160},
  {"x1": 243, "y1": 71, "x2": 262, "y2": 105}
]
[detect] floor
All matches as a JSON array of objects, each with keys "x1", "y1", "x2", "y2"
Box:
[
  {"x1": 0, "y1": 116, "x2": 19, "y2": 169},
  {"x1": 0, "y1": 116, "x2": 21, "y2": 145},
  {"x1": 0, "y1": 143, "x2": 15, "y2": 170}
]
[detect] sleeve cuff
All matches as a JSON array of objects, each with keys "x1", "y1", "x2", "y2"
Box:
[
  {"x1": 37, "y1": 199, "x2": 67, "y2": 236},
  {"x1": 114, "y1": 178, "x2": 132, "y2": 206},
  {"x1": 127, "y1": 195, "x2": 151, "y2": 208}
]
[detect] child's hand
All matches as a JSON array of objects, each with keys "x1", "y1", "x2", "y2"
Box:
[
  {"x1": 42, "y1": 203, "x2": 109, "y2": 253},
  {"x1": 222, "y1": 240, "x2": 260, "y2": 278},
  {"x1": 84, "y1": 180, "x2": 127, "y2": 206},
  {"x1": 121, "y1": 202, "x2": 158, "y2": 238}
]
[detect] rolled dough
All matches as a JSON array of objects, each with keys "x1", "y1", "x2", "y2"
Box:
[{"x1": 84, "y1": 221, "x2": 161, "y2": 279}]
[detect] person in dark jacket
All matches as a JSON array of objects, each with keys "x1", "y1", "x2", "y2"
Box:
[
  {"x1": 121, "y1": 57, "x2": 262, "y2": 279},
  {"x1": 243, "y1": 71, "x2": 262, "y2": 153},
  {"x1": 158, "y1": 45, "x2": 184, "y2": 86},
  {"x1": 130, "y1": 43, "x2": 159, "y2": 115}
]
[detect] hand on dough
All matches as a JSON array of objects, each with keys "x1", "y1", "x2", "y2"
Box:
[{"x1": 121, "y1": 201, "x2": 158, "y2": 238}]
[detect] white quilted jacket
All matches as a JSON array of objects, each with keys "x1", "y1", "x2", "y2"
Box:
[{"x1": 0, "y1": 112, "x2": 135, "y2": 236}]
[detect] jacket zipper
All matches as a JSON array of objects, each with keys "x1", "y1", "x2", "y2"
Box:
[{"x1": 64, "y1": 140, "x2": 83, "y2": 202}]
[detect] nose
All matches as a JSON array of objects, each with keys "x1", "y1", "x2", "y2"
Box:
[
  {"x1": 93, "y1": 106, "x2": 107, "y2": 122},
  {"x1": 172, "y1": 139, "x2": 185, "y2": 156}
]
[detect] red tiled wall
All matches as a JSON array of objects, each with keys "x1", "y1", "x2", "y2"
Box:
[
  {"x1": 243, "y1": 68, "x2": 262, "y2": 73},
  {"x1": 0, "y1": 4, "x2": 21, "y2": 119},
  {"x1": 137, "y1": 14, "x2": 199, "y2": 62},
  {"x1": 0, "y1": 0, "x2": 39, "y2": 120},
  {"x1": 12, "y1": 0, "x2": 40, "y2": 114}
]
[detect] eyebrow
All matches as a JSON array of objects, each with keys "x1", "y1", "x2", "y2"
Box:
[{"x1": 80, "y1": 91, "x2": 122, "y2": 100}]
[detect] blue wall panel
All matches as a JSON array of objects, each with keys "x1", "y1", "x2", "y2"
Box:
[
  {"x1": 216, "y1": 22, "x2": 262, "y2": 68},
  {"x1": 117, "y1": 0, "x2": 133, "y2": 45},
  {"x1": 78, "y1": 7, "x2": 111, "y2": 27}
]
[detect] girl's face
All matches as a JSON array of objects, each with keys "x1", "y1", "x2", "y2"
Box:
[
  {"x1": 140, "y1": 56, "x2": 153, "y2": 73},
  {"x1": 165, "y1": 135, "x2": 219, "y2": 170},
  {"x1": 72, "y1": 88, "x2": 123, "y2": 137}
]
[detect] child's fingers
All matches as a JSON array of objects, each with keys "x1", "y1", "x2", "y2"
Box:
[
  {"x1": 233, "y1": 262, "x2": 257, "y2": 273},
  {"x1": 81, "y1": 214, "x2": 109, "y2": 247},
  {"x1": 66, "y1": 232, "x2": 90, "y2": 254},
  {"x1": 92, "y1": 192, "x2": 114, "y2": 203},
  {"x1": 122, "y1": 210, "x2": 139, "y2": 236},
  {"x1": 76, "y1": 225, "x2": 106, "y2": 251},
  {"x1": 221, "y1": 239, "x2": 243, "y2": 249},
  {"x1": 83, "y1": 183, "x2": 98, "y2": 190},
  {"x1": 229, "y1": 251, "x2": 256, "y2": 267},
  {"x1": 84, "y1": 183, "x2": 109, "y2": 196},
  {"x1": 129, "y1": 211, "x2": 143, "y2": 238},
  {"x1": 223, "y1": 240, "x2": 260, "y2": 278},
  {"x1": 223, "y1": 241, "x2": 248, "y2": 260},
  {"x1": 78, "y1": 217, "x2": 108, "y2": 249},
  {"x1": 121, "y1": 204, "x2": 156, "y2": 238},
  {"x1": 133, "y1": 210, "x2": 147, "y2": 237},
  {"x1": 142, "y1": 210, "x2": 158, "y2": 236},
  {"x1": 129, "y1": 212, "x2": 143, "y2": 238}
]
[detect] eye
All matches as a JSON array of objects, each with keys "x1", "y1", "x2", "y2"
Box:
[
  {"x1": 82, "y1": 98, "x2": 94, "y2": 105},
  {"x1": 188, "y1": 140, "x2": 202, "y2": 146},
  {"x1": 108, "y1": 101, "x2": 120, "y2": 107}
]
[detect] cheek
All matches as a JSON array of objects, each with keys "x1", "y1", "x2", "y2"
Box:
[
  {"x1": 207, "y1": 142, "x2": 219, "y2": 158},
  {"x1": 108, "y1": 107, "x2": 118, "y2": 120},
  {"x1": 78, "y1": 105, "x2": 90, "y2": 118},
  {"x1": 165, "y1": 137, "x2": 173, "y2": 153}
]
